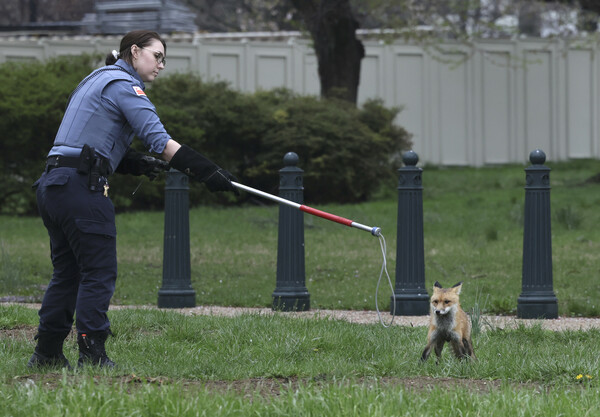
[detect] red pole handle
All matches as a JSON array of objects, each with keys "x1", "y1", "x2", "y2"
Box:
[{"x1": 300, "y1": 205, "x2": 353, "y2": 227}]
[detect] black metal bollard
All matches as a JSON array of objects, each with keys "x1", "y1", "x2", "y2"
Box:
[
  {"x1": 158, "y1": 169, "x2": 196, "y2": 308},
  {"x1": 517, "y1": 149, "x2": 558, "y2": 319},
  {"x1": 392, "y1": 150, "x2": 430, "y2": 315},
  {"x1": 272, "y1": 152, "x2": 310, "y2": 311}
]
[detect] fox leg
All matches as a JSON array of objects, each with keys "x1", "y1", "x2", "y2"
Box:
[
  {"x1": 421, "y1": 339, "x2": 444, "y2": 363},
  {"x1": 450, "y1": 337, "x2": 468, "y2": 359},
  {"x1": 421, "y1": 333, "x2": 442, "y2": 361},
  {"x1": 421, "y1": 342, "x2": 433, "y2": 361},
  {"x1": 463, "y1": 337, "x2": 476, "y2": 359},
  {"x1": 421, "y1": 329, "x2": 437, "y2": 361},
  {"x1": 433, "y1": 340, "x2": 444, "y2": 362}
]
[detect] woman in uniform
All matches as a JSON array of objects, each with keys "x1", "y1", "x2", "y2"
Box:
[{"x1": 28, "y1": 30, "x2": 237, "y2": 369}]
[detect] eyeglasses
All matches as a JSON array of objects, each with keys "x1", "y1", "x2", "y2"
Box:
[{"x1": 140, "y1": 47, "x2": 166, "y2": 66}]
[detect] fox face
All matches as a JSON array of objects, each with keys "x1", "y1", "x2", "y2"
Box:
[{"x1": 430, "y1": 281, "x2": 462, "y2": 316}]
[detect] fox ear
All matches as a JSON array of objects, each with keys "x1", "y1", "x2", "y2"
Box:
[
  {"x1": 451, "y1": 281, "x2": 463, "y2": 294},
  {"x1": 434, "y1": 281, "x2": 442, "y2": 289}
]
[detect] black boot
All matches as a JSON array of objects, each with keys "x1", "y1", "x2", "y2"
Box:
[
  {"x1": 27, "y1": 331, "x2": 72, "y2": 369},
  {"x1": 77, "y1": 331, "x2": 115, "y2": 368}
]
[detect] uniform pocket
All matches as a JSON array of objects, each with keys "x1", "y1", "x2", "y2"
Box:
[
  {"x1": 75, "y1": 218, "x2": 117, "y2": 238},
  {"x1": 45, "y1": 173, "x2": 70, "y2": 187}
]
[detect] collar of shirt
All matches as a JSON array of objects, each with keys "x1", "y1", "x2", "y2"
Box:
[{"x1": 114, "y1": 59, "x2": 146, "y2": 90}]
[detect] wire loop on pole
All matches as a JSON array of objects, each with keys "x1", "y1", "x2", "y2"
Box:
[{"x1": 375, "y1": 233, "x2": 395, "y2": 328}]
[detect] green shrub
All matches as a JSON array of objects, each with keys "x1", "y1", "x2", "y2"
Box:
[
  {"x1": 149, "y1": 80, "x2": 412, "y2": 205},
  {"x1": 0, "y1": 57, "x2": 412, "y2": 214},
  {"x1": 248, "y1": 92, "x2": 411, "y2": 203},
  {"x1": 0, "y1": 54, "x2": 99, "y2": 214}
]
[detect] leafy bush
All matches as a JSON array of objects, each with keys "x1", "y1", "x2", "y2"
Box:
[
  {"x1": 0, "y1": 56, "x2": 412, "y2": 214},
  {"x1": 149, "y1": 78, "x2": 412, "y2": 205},
  {"x1": 0, "y1": 54, "x2": 100, "y2": 214},
  {"x1": 249, "y1": 92, "x2": 411, "y2": 203}
]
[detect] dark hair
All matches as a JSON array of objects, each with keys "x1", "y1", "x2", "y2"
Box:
[{"x1": 105, "y1": 30, "x2": 167, "y2": 66}]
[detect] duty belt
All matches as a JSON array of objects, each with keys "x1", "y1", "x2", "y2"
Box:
[{"x1": 46, "y1": 154, "x2": 111, "y2": 176}]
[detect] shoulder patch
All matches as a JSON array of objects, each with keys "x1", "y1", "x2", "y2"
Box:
[{"x1": 132, "y1": 86, "x2": 146, "y2": 97}]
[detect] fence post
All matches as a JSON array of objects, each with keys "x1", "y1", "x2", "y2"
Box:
[
  {"x1": 158, "y1": 169, "x2": 196, "y2": 308},
  {"x1": 517, "y1": 149, "x2": 558, "y2": 319},
  {"x1": 272, "y1": 152, "x2": 310, "y2": 311},
  {"x1": 392, "y1": 150, "x2": 430, "y2": 315}
]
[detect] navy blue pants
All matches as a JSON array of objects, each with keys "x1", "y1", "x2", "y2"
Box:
[{"x1": 35, "y1": 167, "x2": 116, "y2": 334}]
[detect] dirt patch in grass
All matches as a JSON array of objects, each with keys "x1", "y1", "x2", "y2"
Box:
[
  {"x1": 195, "y1": 376, "x2": 515, "y2": 396},
  {"x1": 11, "y1": 372, "x2": 542, "y2": 397},
  {"x1": 196, "y1": 375, "x2": 544, "y2": 396},
  {"x1": 2, "y1": 325, "x2": 37, "y2": 341},
  {"x1": 375, "y1": 376, "x2": 543, "y2": 393},
  {"x1": 2, "y1": 325, "x2": 82, "y2": 346},
  {"x1": 1, "y1": 325, "x2": 161, "y2": 342}
]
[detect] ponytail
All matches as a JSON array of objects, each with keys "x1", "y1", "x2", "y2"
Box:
[{"x1": 105, "y1": 49, "x2": 120, "y2": 66}]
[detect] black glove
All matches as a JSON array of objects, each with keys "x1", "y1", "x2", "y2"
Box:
[
  {"x1": 115, "y1": 148, "x2": 169, "y2": 180},
  {"x1": 169, "y1": 144, "x2": 239, "y2": 195},
  {"x1": 205, "y1": 168, "x2": 239, "y2": 194}
]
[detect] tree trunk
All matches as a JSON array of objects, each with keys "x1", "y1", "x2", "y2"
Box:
[
  {"x1": 289, "y1": 0, "x2": 364, "y2": 104},
  {"x1": 29, "y1": 0, "x2": 37, "y2": 22}
]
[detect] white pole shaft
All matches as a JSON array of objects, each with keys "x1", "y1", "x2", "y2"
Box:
[
  {"x1": 231, "y1": 181, "x2": 301, "y2": 209},
  {"x1": 231, "y1": 181, "x2": 381, "y2": 237}
]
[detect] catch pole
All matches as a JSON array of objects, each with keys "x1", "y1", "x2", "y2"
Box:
[
  {"x1": 232, "y1": 178, "x2": 395, "y2": 327},
  {"x1": 231, "y1": 182, "x2": 381, "y2": 237}
]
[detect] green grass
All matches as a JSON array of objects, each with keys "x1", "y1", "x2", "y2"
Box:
[
  {"x1": 3, "y1": 160, "x2": 600, "y2": 414},
  {"x1": 2, "y1": 159, "x2": 600, "y2": 316},
  {"x1": 2, "y1": 377, "x2": 599, "y2": 416},
  {"x1": 1, "y1": 306, "x2": 599, "y2": 416}
]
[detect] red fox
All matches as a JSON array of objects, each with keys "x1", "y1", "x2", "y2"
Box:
[{"x1": 421, "y1": 281, "x2": 476, "y2": 362}]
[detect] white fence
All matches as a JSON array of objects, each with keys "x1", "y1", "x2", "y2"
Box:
[{"x1": 1, "y1": 35, "x2": 598, "y2": 166}]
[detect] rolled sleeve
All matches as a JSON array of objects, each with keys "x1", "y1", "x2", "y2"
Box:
[{"x1": 103, "y1": 81, "x2": 171, "y2": 154}]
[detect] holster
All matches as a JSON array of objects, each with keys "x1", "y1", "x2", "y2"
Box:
[
  {"x1": 76, "y1": 144, "x2": 95, "y2": 175},
  {"x1": 76, "y1": 144, "x2": 110, "y2": 191}
]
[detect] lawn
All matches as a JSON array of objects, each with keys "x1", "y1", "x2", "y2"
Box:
[
  {"x1": 2, "y1": 159, "x2": 600, "y2": 415},
  {"x1": 1, "y1": 305, "x2": 599, "y2": 416},
  {"x1": 2, "y1": 159, "x2": 600, "y2": 316}
]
